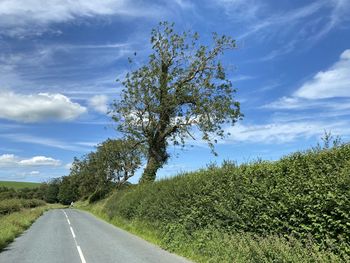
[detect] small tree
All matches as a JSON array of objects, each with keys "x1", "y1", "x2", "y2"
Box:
[
  {"x1": 66, "y1": 139, "x2": 142, "y2": 202},
  {"x1": 112, "y1": 22, "x2": 242, "y2": 183},
  {"x1": 95, "y1": 139, "x2": 142, "y2": 186}
]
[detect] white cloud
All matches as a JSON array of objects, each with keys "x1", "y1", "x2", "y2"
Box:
[
  {"x1": 216, "y1": 0, "x2": 264, "y2": 22},
  {"x1": 265, "y1": 96, "x2": 350, "y2": 112},
  {"x1": 0, "y1": 133, "x2": 91, "y2": 152},
  {"x1": 89, "y1": 95, "x2": 108, "y2": 114},
  {"x1": 76, "y1": 141, "x2": 99, "y2": 147},
  {"x1": 0, "y1": 91, "x2": 86, "y2": 123},
  {"x1": 30, "y1": 171, "x2": 40, "y2": 175},
  {"x1": 0, "y1": 154, "x2": 61, "y2": 167},
  {"x1": 294, "y1": 49, "x2": 350, "y2": 99},
  {"x1": 218, "y1": 0, "x2": 350, "y2": 59},
  {"x1": 19, "y1": 156, "x2": 61, "y2": 166},
  {"x1": 228, "y1": 0, "x2": 325, "y2": 38},
  {"x1": 182, "y1": 116, "x2": 350, "y2": 146},
  {"x1": 265, "y1": 97, "x2": 323, "y2": 110},
  {"x1": 0, "y1": 44, "x2": 131, "y2": 103},
  {"x1": 232, "y1": 75, "x2": 256, "y2": 82},
  {"x1": 0, "y1": 154, "x2": 19, "y2": 166},
  {"x1": 312, "y1": 0, "x2": 350, "y2": 41},
  {"x1": 222, "y1": 121, "x2": 350, "y2": 144},
  {"x1": 173, "y1": 0, "x2": 194, "y2": 9},
  {"x1": 265, "y1": 49, "x2": 350, "y2": 110},
  {"x1": 0, "y1": 0, "x2": 164, "y2": 37}
]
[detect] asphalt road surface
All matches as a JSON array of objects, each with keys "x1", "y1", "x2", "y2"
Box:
[{"x1": 0, "y1": 209, "x2": 191, "y2": 263}]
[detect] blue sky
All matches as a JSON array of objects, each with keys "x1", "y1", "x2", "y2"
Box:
[{"x1": 0, "y1": 0, "x2": 349, "y2": 183}]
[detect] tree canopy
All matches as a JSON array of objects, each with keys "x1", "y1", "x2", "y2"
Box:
[
  {"x1": 57, "y1": 138, "x2": 142, "y2": 203},
  {"x1": 112, "y1": 22, "x2": 242, "y2": 183}
]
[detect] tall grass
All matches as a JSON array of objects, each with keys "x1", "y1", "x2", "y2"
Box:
[{"x1": 0, "y1": 204, "x2": 63, "y2": 251}]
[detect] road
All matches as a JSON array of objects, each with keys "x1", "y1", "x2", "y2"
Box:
[{"x1": 0, "y1": 209, "x2": 191, "y2": 263}]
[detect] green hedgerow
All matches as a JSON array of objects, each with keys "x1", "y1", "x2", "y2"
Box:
[{"x1": 103, "y1": 144, "x2": 350, "y2": 260}]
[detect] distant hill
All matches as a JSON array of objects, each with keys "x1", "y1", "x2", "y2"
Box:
[{"x1": 0, "y1": 181, "x2": 40, "y2": 189}]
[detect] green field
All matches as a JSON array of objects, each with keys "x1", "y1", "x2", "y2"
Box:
[{"x1": 0, "y1": 181, "x2": 40, "y2": 189}]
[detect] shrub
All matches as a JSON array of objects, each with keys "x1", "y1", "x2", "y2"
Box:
[
  {"x1": 89, "y1": 189, "x2": 108, "y2": 204},
  {"x1": 0, "y1": 199, "x2": 45, "y2": 215},
  {"x1": 104, "y1": 144, "x2": 350, "y2": 256}
]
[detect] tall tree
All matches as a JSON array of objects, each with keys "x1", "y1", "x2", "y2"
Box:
[
  {"x1": 58, "y1": 176, "x2": 79, "y2": 205},
  {"x1": 70, "y1": 155, "x2": 99, "y2": 199},
  {"x1": 44, "y1": 178, "x2": 61, "y2": 203},
  {"x1": 112, "y1": 22, "x2": 242, "y2": 183}
]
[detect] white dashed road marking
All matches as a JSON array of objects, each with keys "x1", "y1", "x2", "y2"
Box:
[
  {"x1": 77, "y1": 245, "x2": 87, "y2": 263},
  {"x1": 63, "y1": 210, "x2": 87, "y2": 263},
  {"x1": 70, "y1": 226, "x2": 76, "y2": 238}
]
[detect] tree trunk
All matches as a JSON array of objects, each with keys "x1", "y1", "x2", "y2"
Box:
[
  {"x1": 139, "y1": 138, "x2": 168, "y2": 183},
  {"x1": 140, "y1": 60, "x2": 170, "y2": 184},
  {"x1": 139, "y1": 154, "x2": 161, "y2": 183}
]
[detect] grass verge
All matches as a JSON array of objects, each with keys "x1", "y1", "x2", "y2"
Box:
[
  {"x1": 76, "y1": 200, "x2": 162, "y2": 246},
  {"x1": 77, "y1": 200, "x2": 346, "y2": 263},
  {"x1": 0, "y1": 203, "x2": 64, "y2": 251}
]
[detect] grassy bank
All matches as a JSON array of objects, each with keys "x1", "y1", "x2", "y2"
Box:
[
  {"x1": 81, "y1": 144, "x2": 350, "y2": 262},
  {"x1": 0, "y1": 203, "x2": 63, "y2": 251}
]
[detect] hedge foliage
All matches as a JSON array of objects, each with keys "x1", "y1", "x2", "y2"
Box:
[
  {"x1": 0, "y1": 199, "x2": 45, "y2": 215},
  {"x1": 105, "y1": 144, "x2": 350, "y2": 257}
]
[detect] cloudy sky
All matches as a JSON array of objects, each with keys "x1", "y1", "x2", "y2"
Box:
[{"x1": 0, "y1": 0, "x2": 349, "y2": 182}]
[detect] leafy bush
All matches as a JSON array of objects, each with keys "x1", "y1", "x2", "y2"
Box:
[
  {"x1": 0, "y1": 187, "x2": 17, "y2": 200},
  {"x1": 161, "y1": 225, "x2": 347, "y2": 262},
  {"x1": 44, "y1": 178, "x2": 61, "y2": 203},
  {"x1": 0, "y1": 199, "x2": 45, "y2": 215},
  {"x1": 88, "y1": 188, "x2": 109, "y2": 204},
  {"x1": 0, "y1": 184, "x2": 50, "y2": 201},
  {"x1": 104, "y1": 144, "x2": 350, "y2": 258}
]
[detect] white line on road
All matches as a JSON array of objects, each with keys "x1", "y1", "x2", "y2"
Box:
[
  {"x1": 77, "y1": 246, "x2": 87, "y2": 263},
  {"x1": 63, "y1": 210, "x2": 87, "y2": 263},
  {"x1": 63, "y1": 211, "x2": 71, "y2": 225},
  {"x1": 70, "y1": 226, "x2": 76, "y2": 238}
]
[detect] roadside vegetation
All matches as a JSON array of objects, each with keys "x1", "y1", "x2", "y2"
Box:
[
  {"x1": 0, "y1": 202, "x2": 62, "y2": 251},
  {"x1": 78, "y1": 142, "x2": 350, "y2": 262},
  {"x1": 0, "y1": 179, "x2": 64, "y2": 203},
  {"x1": 0, "y1": 182, "x2": 64, "y2": 251},
  {"x1": 0, "y1": 199, "x2": 45, "y2": 215}
]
